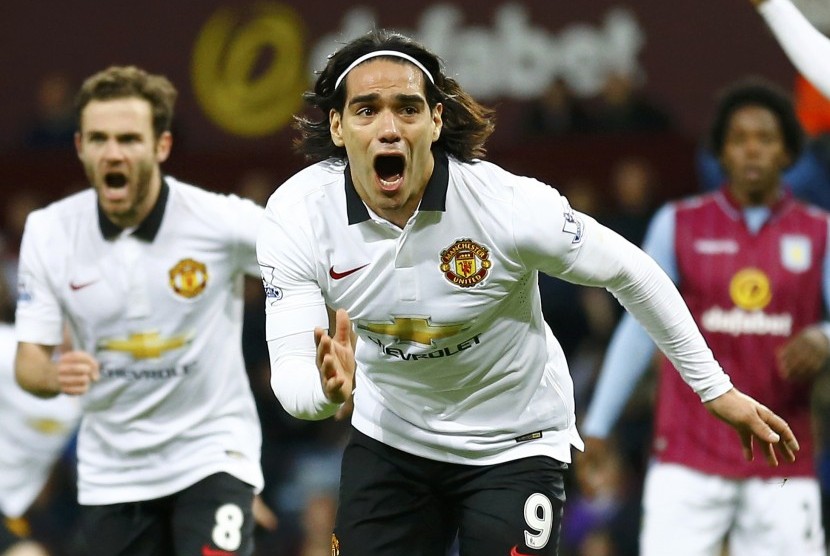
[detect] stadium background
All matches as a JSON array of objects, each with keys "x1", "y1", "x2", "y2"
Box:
[{"x1": 0, "y1": 0, "x2": 816, "y2": 201}]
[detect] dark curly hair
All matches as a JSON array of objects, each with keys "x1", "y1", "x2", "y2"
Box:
[
  {"x1": 708, "y1": 77, "x2": 803, "y2": 163},
  {"x1": 75, "y1": 65, "x2": 178, "y2": 139},
  {"x1": 294, "y1": 29, "x2": 495, "y2": 163}
]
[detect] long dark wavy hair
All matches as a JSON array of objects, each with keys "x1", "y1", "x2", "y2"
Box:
[{"x1": 294, "y1": 29, "x2": 495, "y2": 163}]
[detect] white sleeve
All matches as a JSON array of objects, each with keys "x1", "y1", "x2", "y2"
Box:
[
  {"x1": 15, "y1": 211, "x2": 63, "y2": 346},
  {"x1": 514, "y1": 183, "x2": 731, "y2": 401},
  {"x1": 580, "y1": 206, "x2": 672, "y2": 438},
  {"x1": 561, "y1": 218, "x2": 732, "y2": 401},
  {"x1": 266, "y1": 330, "x2": 341, "y2": 421},
  {"x1": 760, "y1": 0, "x2": 830, "y2": 99},
  {"x1": 256, "y1": 201, "x2": 341, "y2": 420}
]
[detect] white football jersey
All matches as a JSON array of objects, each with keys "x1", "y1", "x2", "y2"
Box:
[
  {"x1": 0, "y1": 323, "x2": 80, "y2": 517},
  {"x1": 259, "y1": 153, "x2": 729, "y2": 466},
  {"x1": 15, "y1": 177, "x2": 265, "y2": 505}
]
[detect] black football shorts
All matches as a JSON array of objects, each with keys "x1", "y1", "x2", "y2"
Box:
[
  {"x1": 333, "y1": 428, "x2": 566, "y2": 556},
  {"x1": 79, "y1": 472, "x2": 255, "y2": 556}
]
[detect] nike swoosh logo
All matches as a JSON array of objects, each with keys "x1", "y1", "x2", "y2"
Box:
[
  {"x1": 69, "y1": 280, "x2": 98, "y2": 291},
  {"x1": 329, "y1": 264, "x2": 369, "y2": 280},
  {"x1": 510, "y1": 546, "x2": 533, "y2": 556}
]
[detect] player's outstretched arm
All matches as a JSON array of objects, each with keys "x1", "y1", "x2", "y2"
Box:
[
  {"x1": 704, "y1": 387, "x2": 799, "y2": 466},
  {"x1": 751, "y1": 0, "x2": 830, "y2": 99}
]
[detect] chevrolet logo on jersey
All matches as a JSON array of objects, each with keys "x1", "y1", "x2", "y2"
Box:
[
  {"x1": 359, "y1": 317, "x2": 468, "y2": 346},
  {"x1": 98, "y1": 331, "x2": 192, "y2": 359},
  {"x1": 27, "y1": 418, "x2": 70, "y2": 435}
]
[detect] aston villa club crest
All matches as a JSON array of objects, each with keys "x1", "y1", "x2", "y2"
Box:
[
  {"x1": 440, "y1": 238, "x2": 491, "y2": 288},
  {"x1": 169, "y1": 258, "x2": 208, "y2": 298},
  {"x1": 780, "y1": 235, "x2": 811, "y2": 273}
]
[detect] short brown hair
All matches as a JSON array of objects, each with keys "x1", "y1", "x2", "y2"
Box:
[{"x1": 74, "y1": 65, "x2": 178, "y2": 138}]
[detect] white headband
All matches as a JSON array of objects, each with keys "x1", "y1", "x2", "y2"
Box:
[{"x1": 334, "y1": 50, "x2": 435, "y2": 90}]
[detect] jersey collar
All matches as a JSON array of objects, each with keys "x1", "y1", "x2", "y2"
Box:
[
  {"x1": 344, "y1": 150, "x2": 450, "y2": 225},
  {"x1": 98, "y1": 178, "x2": 170, "y2": 241},
  {"x1": 718, "y1": 184, "x2": 793, "y2": 217}
]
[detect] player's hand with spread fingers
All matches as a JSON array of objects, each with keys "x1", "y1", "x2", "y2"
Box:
[
  {"x1": 315, "y1": 308, "x2": 355, "y2": 405},
  {"x1": 704, "y1": 387, "x2": 799, "y2": 466},
  {"x1": 56, "y1": 350, "x2": 100, "y2": 396}
]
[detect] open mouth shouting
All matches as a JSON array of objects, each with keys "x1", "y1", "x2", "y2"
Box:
[
  {"x1": 374, "y1": 154, "x2": 405, "y2": 193},
  {"x1": 104, "y1": 172, "x2": 128, "y2": 188},
  {"x1": 100, "y1": 171, "x2": 130, "y2": 203}
]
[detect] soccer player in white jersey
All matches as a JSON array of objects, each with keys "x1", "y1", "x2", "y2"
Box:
[
  {"x1": 14, "y1": 66, "x2": 265, "y2": 555},
  {"x1": 256, "y1": 30, "x2": 799, "y2": 556},
  {"x1": 751, "y1": 0, "x2": 830, "y2": 99},
  {"x1": 0, "y1": 278, "x2": 80, "y2": 556}
]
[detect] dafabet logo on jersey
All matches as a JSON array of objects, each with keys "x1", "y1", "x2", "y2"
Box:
[
  {"x1": 169, "y1": 258, "x2": 208, "y2": 298},
  {"x1": 701, "y1": 267, "x2": 793, "y2": 337},
  {"x1": 440, "y1": 238, "x2": 491, "y2": 288}
]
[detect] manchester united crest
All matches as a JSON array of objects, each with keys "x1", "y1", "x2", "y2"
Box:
[
  {"x1": 169, "y1": 258, "x2": 208, "y2": 298},
  {"x1": 440, "y1": 239, "x2": 491, "y2": 288}
]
